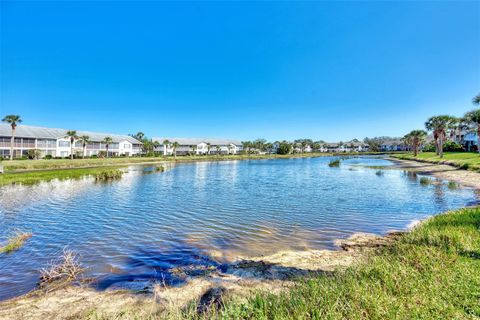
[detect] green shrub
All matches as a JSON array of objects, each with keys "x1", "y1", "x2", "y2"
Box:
[{"x1": 94, "y1": 169, "x2": 123, "y2": 181}]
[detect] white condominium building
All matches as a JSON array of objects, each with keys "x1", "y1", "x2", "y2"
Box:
[
  {"x1": 0, "y1": 124, "x2": 143, "y2": 158},
  {"x1": 152, "y1": 137, "x2": 243, "y2": 156}
]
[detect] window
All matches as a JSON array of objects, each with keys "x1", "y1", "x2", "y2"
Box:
[{"x1": 58, "y1": 141, "x2": 70, "y2": 147}]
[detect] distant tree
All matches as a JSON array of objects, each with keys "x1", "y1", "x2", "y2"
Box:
[
  {"x1": 162, "y1": 139, "x2": 170, "y2": 156},
  {"x1": 277, "y1": 141, "x2": 292, "y2": 155},
  {"x1": 425, "y1": 115, "x2": 456, "y2": 158},
  {"x1": 464, "y1": 108, "x2": 480, "y2": 153},
  {"x1": 241, "y1": 141, "x2": 251, "y2": 154},
  {"x1": 2, "y1": 114, "x2": 22, "y2": 160},
  {"x1": 102, "y1": 137, "x2": 113, "y2": 158},
  {"x1": 132, "y1": 132, "x2": 145, "y2": 141},
  {"x1": 172, "y1": 141, "x2": 179, "y2": 158},
  {"x1": 404, "y1": 130, "x2": 427, "y2": 157},
  {"x1": 78, "y1": 135, "x2": 90, "y2": 159},
  {"x1": 27, "y1": 149, "x2": 42, "y2": 160},
  {"x1": 216, "y1": 145, "x2": 221, "y2": 155},
  {"x1": 65, "y1": 130, "x2": 79, "y2": 160},
  {"x1": 192, "y1": 145, "x2": 197, "y2": 155},
  {"x1": 363, "y1": 137, "x2": 384, "y2": 152}
]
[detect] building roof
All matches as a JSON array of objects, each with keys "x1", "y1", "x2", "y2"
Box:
[
  {"x1": 152, "y1": 137, "x2": 242, "y2": 146},
  {"x1": 0, "y1": 123, "x2": 142, "y2": 144}
]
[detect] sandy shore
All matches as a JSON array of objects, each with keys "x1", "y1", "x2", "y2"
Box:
[{"x1": 389, "y1": 157, "x2": 480, "y2": 189}]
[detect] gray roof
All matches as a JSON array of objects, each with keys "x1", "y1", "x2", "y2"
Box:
[
  {"x1": 153, "y1": 137, "x2": 242, "y2": 146},
  {"x1": 0, "y1": 123, "x2": 142, "y2": 144}
]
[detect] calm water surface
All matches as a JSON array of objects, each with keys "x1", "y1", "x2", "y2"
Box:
[{"x1": 0, "y1": 157, "x2": 477, "y2": 300}]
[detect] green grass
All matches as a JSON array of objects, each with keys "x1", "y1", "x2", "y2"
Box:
[
  {"x1": 0, "y1": 166, "x2": 125, "y2": 186},
  {"x1": 0, "y1": 231, "x2": 32, "y2": 253},
  {"x1": 419, "y1": 176, "x2": 433, "y2": 185},
  {"x1": 393, "y1": 152, "x2": 480, "y2": 172}
]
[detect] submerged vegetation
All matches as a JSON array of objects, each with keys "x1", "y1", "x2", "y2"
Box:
[
  {"x1": 94, "y1": 169, "x2": 124, "y2": 181},
  {"x1": 419, "y1": 176, "x2": 433, "y2": 186},
  {"x1": 328, "y1": 159, "x2": 341, "y2": 167},
  {"x1": 0, "y1": 231, "x2": 32, "y2": 254}
]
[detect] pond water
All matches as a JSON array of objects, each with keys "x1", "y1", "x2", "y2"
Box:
[{"x1": 0, "y1": 156, "x2": 478, "y2": 300}]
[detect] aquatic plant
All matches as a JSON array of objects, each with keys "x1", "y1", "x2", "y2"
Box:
[
  {"x1": 94, "y1": 169, "x2": 123, "y2": 181},
  {"x1": 419, "y1": 177, "x2": 433, "y2": 186},
  {"x1": 375, "y1": 170, "x2": 384, "y2": 176},
  {"x1": 0, "y1": 231, "x2": 32, "y2": 253},
  {"x1": 447, "y1": 181, "x2": 458, "y2": 189},
  {"x1": 328, "y1": 159, "x2": 341, "y2": 167}
]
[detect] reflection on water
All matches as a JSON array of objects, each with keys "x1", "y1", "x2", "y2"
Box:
[{"x1": 0, "y1": 156, "x2": 477, "y2": 300}]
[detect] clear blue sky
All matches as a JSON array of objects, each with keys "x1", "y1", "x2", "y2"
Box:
[{"x1": 1, "y1": 1, "x2": 479, "y2": 141}]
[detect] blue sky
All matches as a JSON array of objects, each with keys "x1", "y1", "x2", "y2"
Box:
[{"x1": 1, "y1": 1, "x2": 479, "y2": 141}]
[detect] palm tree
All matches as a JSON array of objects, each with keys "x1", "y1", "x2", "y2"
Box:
[
  {"x1": 102, "y1": 137, "x2": 113, "y2": 158},
  {"x1": 192, "y1": 145, "x2": 197, "y2": 155},
  {"x1": 78, "y1": 135, "x2": 90, "y2": 159},
  {"x1": 172, "y1": 141, "x2": 179, "y2": 158},
  {"x1": 473, "y1": 93, "x2": 480, "y2": 105},
  {"x1": 207, "y1": 143, "x2": 211, "y2": 155},
  {"x1": 216, "y1": 145, "x2": 221, "y2": 155},
  {"x1": 425, "y1": 115, "x2": 456, "y2": 158},
  {"x1": 404, "y1": 130, "x2": 427, "y2": 157},
  {"x1": 162, "y1": 139, "x2": 170, "y2": 156},
  {"x1": 65, "y1": 130, "x2": 79, "y2": 160},
  {"x1": 2, "y1": 115, "x2": 22, "y2": 160},
  {"x1": 464, "y1": 108, "x2": 480, "y2": 154}
]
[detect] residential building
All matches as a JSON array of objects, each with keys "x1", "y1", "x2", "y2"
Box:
[
  {"x1": 0, "y1": 124, "x2": 143, "y2": 158},
  {"x1": 152, "y1": 137, "x2": 243, "y2": 156}
]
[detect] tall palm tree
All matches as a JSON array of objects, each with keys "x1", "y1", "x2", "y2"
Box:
[
  {"x1": 162, "y1": 139, "x2": 170, "y2": 156},
  {"x1": 425, "y1": 115, "x2": 456, "y2": 158},
  {"x1": 404, "y1": 130, "x2": 427, "y2": 157},
  {"x1": 1, "y1": 115, "x2": 22, "y2": 160},
  {"x1": 102, "y1": 137, "x2": 113, "y2": 158},
  {"x1": 78, "y1": 135, "x2": 90, "y2": 159},
  {"x1": 207, "y1": 143, "x2": 211, "y2": 155},
  {"x1": 65, "y1": 130, "x2": 79, "y2": 160},
  {"x1": 172, "y1": 141, "x2": 179, "y2": 159},
  {"x1": 464, "y1": 108, "x2": 480, "y2": 154}
]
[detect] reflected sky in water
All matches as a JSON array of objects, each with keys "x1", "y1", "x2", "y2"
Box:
[{"x1": 0, "y1": 157, "x2": 477, "y2": 300}]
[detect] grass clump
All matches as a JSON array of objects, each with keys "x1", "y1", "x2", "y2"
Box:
[
  {"x1": 94, "y1": 169, "x2": 123, "y2": 181},
  {"x1": 419, "y1": 176, "x2": 433, "y2": 186},
  {"x1": 447, "y1": 181, "x2": 458, "y2": 189},
  {"x1": 0, "y1": 231, "x2": 32, "y2": 253},
  {"x1": 328, "y1": 159, "x2": 341, "y2": 167}
]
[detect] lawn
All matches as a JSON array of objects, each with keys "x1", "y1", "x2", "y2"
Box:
[{"x1": 393, "y1": 152, "x2": 480, "y2": 172}]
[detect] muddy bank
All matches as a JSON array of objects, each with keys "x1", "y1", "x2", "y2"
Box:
[
  {"x1": 389, "y1": 157, "x2": 480, "y2": 189},
  {"x1": 0, "y1": 232, "x2": 399, "y2": 320}
]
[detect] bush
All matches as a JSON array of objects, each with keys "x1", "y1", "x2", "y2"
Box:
[
  {"x1": 422, "y1": 142, "x2": 436, "y2": 152},
  {"x1": 44, "y1": 155, "x2": 53, "y2": 160},
  {"x1": 276, "y1": 142, "x2": 292, "y2": 155},
  {"x1": 94, "y1": 169, "x2": 123, "y2": 181},
  {"x1": 443, "y1": 141, "x2": 464, "y2": 152}
]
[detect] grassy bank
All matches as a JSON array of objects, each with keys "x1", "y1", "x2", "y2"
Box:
[
  {"x1": 185, "y1": 207, "x2": 479, "y2": 319},
  {"x1": 0, "y1": 167, "x2": 125, "y2": 186},
  {"x1": 392, "y1": 152, "x2": 480, "y2": 172}
]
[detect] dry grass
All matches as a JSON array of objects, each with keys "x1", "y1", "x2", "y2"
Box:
[{"x1": 0, "y1": 231, "x2": 32, "y2": 253}]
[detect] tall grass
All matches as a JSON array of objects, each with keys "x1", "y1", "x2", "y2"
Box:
[
  {"x1": 93, "y1": 169, "x2": 124, "y2": 181},
  {"x1": 328, "y1": 159, "x2": 341, "y2": 167}
]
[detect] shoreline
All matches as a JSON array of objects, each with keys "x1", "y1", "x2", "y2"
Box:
[
  {"x1": 1, "y1": 156, "x2": 479, "y2": 319},
  {"x1": 388, "y1": 157, "x2": 480, "y2": 189}
]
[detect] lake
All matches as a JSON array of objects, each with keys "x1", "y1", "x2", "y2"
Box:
[{"x1": 0, "y1": 156, "x2": 478, "y2": 300}]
